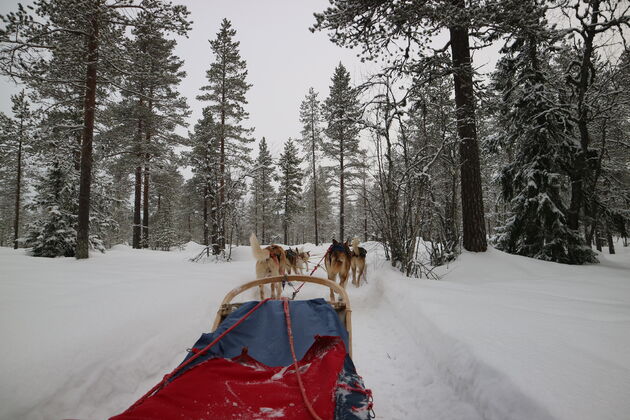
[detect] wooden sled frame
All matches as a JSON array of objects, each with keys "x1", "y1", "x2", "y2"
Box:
[{"x1": 212, "y1": 275, "x2": 352, "y2": 357}]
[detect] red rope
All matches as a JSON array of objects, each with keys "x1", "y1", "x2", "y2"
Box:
[
  {"x1": 282, "y1": 298, "x2": 323, "y2": 420},
  {"x1": 124, "y1": 298, "x2": 272, "y2": 413},
  {"x1": 291, "y1": 245, "x2": 333, "y2": 299},
  {"x1": 309, "y1": 245, "x2": 332, "y2": 276}
]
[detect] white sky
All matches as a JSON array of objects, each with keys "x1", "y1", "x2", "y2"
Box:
[{"x1": 0, "y1": 0, "x2": 501, "y2": 162}]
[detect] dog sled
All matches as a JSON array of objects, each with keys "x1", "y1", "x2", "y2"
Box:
[{"x1": 111, "y1": 275, "x2": 373, "y2": 420}]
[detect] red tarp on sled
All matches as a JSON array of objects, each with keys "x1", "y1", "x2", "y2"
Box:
[{"x1": 111, "y1": 335, "x2": 346, "y2": 420}]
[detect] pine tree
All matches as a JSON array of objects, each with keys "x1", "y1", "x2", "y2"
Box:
[
  {"x1": 278, "y1": 138, "x2": 303, "y2": 244},
  {"x1": 98, "y1": 9, "x2": 190, "y2": 249},
  {"x1": 198, "y1": 18, "x2": 253, "y2": 252},
  {"x1": 187, "y1": 107, "x2": 219, "y2": 250},
  {"x1": 298, "y1": 87, "x2": 324, "y2": 245},
  {"x1": 323, "y1": 63, "x2": 361, "y2": 241},
  {"x1": 251, "y1": 137, "x2": 276, "y2": 244},
  {"x1": 0, "y1": 113, "x2": 17, "y2": 246},
  {"x1": 0, "y1": 0, "x2": 191, "y2": 258},
  {"x1": 0, "y1": 92, "x2": 35, "y2": 248}
]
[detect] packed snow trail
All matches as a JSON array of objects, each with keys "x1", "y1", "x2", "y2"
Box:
[
  {"x1": 1, "y1": 242, "x2": 630, "y2": 419},
  {"x1": 350, "y1": 280, "x2": 484, "y2": 419}
]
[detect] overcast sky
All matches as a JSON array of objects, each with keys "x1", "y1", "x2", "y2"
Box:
[{"x1": 0, "y1": 0, "x2": 501, "y2": 160}]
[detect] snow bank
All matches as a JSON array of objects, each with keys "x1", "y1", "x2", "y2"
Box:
[{"x1": 363, "y1": 245, "x2": 630, "y2": 420}]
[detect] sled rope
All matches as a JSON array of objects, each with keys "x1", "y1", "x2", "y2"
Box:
[
  {"x1": 124, "y1": 298, "x2": 272, "y2": 413},
  {"x1": 282, "y1": 298, "x2": 323, "y2": 420},
  {"x1": 291, "y1": 245, "x2": 332, "y2": 299}
]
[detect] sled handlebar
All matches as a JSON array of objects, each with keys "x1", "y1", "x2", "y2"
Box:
[{"x1": 212, "y1": 275, "x2": 352, "y2": 357}]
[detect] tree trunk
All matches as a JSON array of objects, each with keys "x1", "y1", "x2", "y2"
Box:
[
  {"x1": 211, "y1": 191, "x2": 219, "y2": 255},
  {"x1": 567, "y1": 0, "x2": 600, "y2": 231},
  {"x1": 254, "y1": 184, "x2": 259, "y2": 238},
  {"x1": 339, "y1": 137, "x2": 345, "y2": 241},
  {"x1": 363, "y1": 176, "x2": 368, "y2": 242},
  {"x1": 132, "y1": 93, "x2": 144, "y2": 249},
  {"x1": 13, "y1": 115, "x2": 23, "y2": 249},
  {"x1": 448, "y1": 0, "x2": 487, "y2": 252},
  {"x1": 261, "y1": 169, "x2": 266, "y2": 244},
  {"x1": 219, "y1": 70, "x2": 226, "y2": 252},
  {"x1": 142, "y1": 164, "x2": 149, "y2": 248},
  {"x1": 142, "y1": 96, "x2": 153, "y2": 249},
  {"x1": 606, "y1": 223, "x2": 615, "y2": 255},
  {"x1": 133, "y1": 165, "x2": 142, "y2": 249},
  {"x1": 203, "y1": 184, "x2": 209, "y2": 246},
  {"x1": 75, "y1": 13, "x2": 99, "y2": 259},
  {"x1": 312, "y1": 125, "x2": 319, "y2": 245}
]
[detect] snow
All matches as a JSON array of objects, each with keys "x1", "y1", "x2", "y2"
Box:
[{"x1": 1, "y1": 242, "x2": 629, "y2": 420}]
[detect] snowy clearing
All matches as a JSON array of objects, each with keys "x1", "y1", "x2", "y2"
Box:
[{"x1": 1, "y1": 243, "x2": 629, "y2": 420}]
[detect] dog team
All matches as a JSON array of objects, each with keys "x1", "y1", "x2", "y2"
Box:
[{"x1": 250, "y1": 233, "x2": 367, "y2": 300}]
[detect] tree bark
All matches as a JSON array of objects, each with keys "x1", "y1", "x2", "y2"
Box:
[
  {"x1": 567, "y1": 0, "x2": 600, "y2": 231},
  {"x1": 75, "y1": 12, "x2": 99, "y2": 259},
  {"x1": 132, "y1": 165, "x2": 142, "y2": 248},
  {"x1": 142, "y1": 163, "x2": 149, "y2": 248},
  {"x1": 363, "y1": 175, "x2": 368, "y2": 242},
  {"x1": 448, "y1": 0, "x2": 487, "y2": 252},
  {"x1": 13, "y1": 112, "x2": 23, "y2": 249},
  {"x1": 339, "y1": 132, "x2": 345, "y2": 241},
  {"x1": 203, "y1": 184, "x2": 209, "y2": 246},
  {"x1": 606, "y1": 223, "x2": 615, "y2": 254},
  {"x1": 311, "y1": 119, "x2": 319, "y2": 245},
  {"x1": 132, "y1": 102, "x2": 143, "y2": 249},
  {"x1": 142, "y1": 95, "x2": 153, "y2": 248},
  {"x1": 218, "y1": 63, "x2": 226, "y2": 253}
]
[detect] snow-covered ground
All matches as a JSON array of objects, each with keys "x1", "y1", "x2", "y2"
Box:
[{"x1": 1, "y1": 242, "x2": 629, "y2": 420}]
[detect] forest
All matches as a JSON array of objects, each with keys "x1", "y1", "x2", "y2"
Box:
[{"x1": 0, "y1": 0, "x2": 628, "y2": 275}]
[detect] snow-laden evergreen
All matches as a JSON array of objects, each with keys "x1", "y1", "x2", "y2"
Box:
[
  {"x1": 492, "y1": 18, "x2": 597, "y2": 264},
  {"x1": 278, "y1": 138, "x2": 303, "y2": 244}
]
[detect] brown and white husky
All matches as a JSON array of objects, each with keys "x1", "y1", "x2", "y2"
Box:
[
  {"x1": 324, "y1": 239, "x2": 352, "y2": 301},
  {"x1": 285, "y1": 247, "x2": 310, "y2": 274},
  {"x1": 250, "y1": 233, "x2": 287, "y2": 299},
  {"x1": 351, "y1": 238, "x2": 367, "y2": 286}
]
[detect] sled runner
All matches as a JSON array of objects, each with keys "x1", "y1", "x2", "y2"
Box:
[{"x1": 111, "y1": 275, "x2": 373, "y2": 420}]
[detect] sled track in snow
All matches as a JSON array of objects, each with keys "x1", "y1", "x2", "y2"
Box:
[{"x1": 357, "y1": 269, "x2": 556, "y2": 420}]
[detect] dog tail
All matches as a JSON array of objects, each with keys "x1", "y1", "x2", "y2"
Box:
[
  {"x1": 352, "y1": 237, "x2": 360, "y2": 256},
  {"x1": 250, "y1": 233, "x2": 269, "y2": 261}
]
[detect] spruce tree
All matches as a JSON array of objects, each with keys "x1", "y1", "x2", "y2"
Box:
[
  {"x1": 323, "y1": 63, "x2": 361, "y2": 241},
  {"x1": 198, "y1": 18, "x2": 253, "y2": 252},
  {"x1": 278, "y1": 138, "x2": 303, "y2": 244},
  {"x1": 150, "y1": 161, "x2": 185, "y2": 251},
  {"x1": 298, "y1": 87, "x2": 323, "y2": 245},
  {"x1": 493, "y1": 12, "x2": 597, "y2": 264},
  {"x1": 25, "y1": 162, "x2": 77, "y2": 257}
]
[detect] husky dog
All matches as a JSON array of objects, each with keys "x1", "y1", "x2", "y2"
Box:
[
  {"x1": 285, "y1": 247, "x2": 311, "y2": 274},
  {"x1": 324, "y1": 239, "x2": 352, "y2": 301},
  {"x1": 250, "y1": 233, "x2": 287, "y2": 299},
  {"x1": 298, "y1": 249, "x2": 311, "y2": 273},
  {"x1": 351, "y1": 238, "x2": 367, "y2": 286}
]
